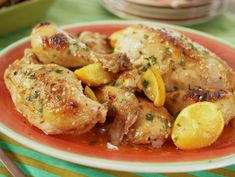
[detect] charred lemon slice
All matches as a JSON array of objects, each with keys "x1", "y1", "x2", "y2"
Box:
[
  {"x1": 84, "y1": 86, "x2": 97, "y2": 101},
  {"x1": 74, "y1": 63, "x2": 112, "y2": 87},
  {"x1": 172, "y1": 102, "x2": 224, "y2": 150},
  {"x1": 141, "y1": 66, "x2": 166, "y2": 107}
]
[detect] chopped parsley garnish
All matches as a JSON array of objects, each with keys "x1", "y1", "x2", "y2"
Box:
[
  {"x1": 161, "y1": 58, "x2": 166, "y2": 63},
  {"x1": 173, "y1": 136, "x2": 178, "y2": 142},
  {"x1": 145, "y1": 112, "x2": 154, "y2": 121},
  {"x1": 178, "y1": 60, "x2": 186, "y2": 67},
  {"x1": 144, "y1": 56, "x2": 157, "y2": 65},
  {"x1": 203, "y1": 50, "x2": 209, "y2": 55},
  {"x1": 26, "y1": 91, "x2": 39, "y2": 101},
  {"x1": 111, "y1": 106, "x2": 116, "y2": 113},
  {"x1": 120, "y1": 98, "x2": 126, "y2": 104},
  {"x1": 112, "y1": 80, "x2": 119, "y2": 87},
  {"x1": 189, "y1": 43, "x2": 196, "y2": 50},
  {"x1": 144, "y1": 34, "x2": 149, "y2": 40},
  {"x1": 54, "y1": 69, "x2": 63, "y2": 73},
  {"x1": 143, "y1": 80, "x2": 149, "y2": 89},
  {"x1": 140, "y1": 63, "x2": 151, "y2": 72},
  {"x1": 38, "y1": 101, "x2": 43, "y2": 113},
  {"x1": 177, "y1": 123, "x2": 181, "y2": 127},
  {"x1": 180, "y1": 34, "x2": 186, "y2": 40},
  {"x1": 165, "y1": 47, "x2": 172, "y2": 55},
  {"x1": 109, "y1": 48, "x2": 114, "y2": 54},
  {"x1": 28, "y1": 73, "x2": 35, "y2": 79},
  {"x1": 20, "y1": 71, "x2": 27, "y2": 76}
]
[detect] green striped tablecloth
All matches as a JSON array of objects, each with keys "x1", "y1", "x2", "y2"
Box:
[{"x1": 1, "y1": 0, "x2": 235, "y2": 176}]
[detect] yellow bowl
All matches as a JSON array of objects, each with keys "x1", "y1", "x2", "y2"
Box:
[{"x1": 0, "y1": 0, "x2": 54, "y2": 36}]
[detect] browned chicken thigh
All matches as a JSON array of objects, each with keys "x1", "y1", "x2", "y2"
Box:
[
  {"x1": 96, "y1": 86, "x2": 139, "y2": 145},
  {"x1": 166, "y1": 89, "x2": 235, "y2": 124},
  {"x1": 31, "y1": 22, "x2": 130, "y2": 73},
  {"x1": 4, "y1": 49, "x2": 107, "y2": 134},
  {"x1": 110, "y1": 25, "x2": 235, "y2": 92},
  {"x1": 126, "y1": 98, "x2": 172, "y2": 148}
]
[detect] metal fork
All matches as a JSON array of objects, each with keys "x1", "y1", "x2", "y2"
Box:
[{"x1": 0, "y1": 149, "x2": 25, "y2": 177}]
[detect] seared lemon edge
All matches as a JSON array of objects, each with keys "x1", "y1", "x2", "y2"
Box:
[{"x1": 171, "y1": 102, "x2": 224, "y2": 150}]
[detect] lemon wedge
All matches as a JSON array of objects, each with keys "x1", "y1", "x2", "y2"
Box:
[
  {"x1": 141, "y1": 66, "x2": 166, "y2": 107},
  {"x1": 172, "y1": 102, "x2": 224, "y2": 150},
  {"x1": 84, "y1": 86, "x2": 97, "y2": 101},
  {"x1": 74, "y1": 63, "x2": 112, "y2": 87}
]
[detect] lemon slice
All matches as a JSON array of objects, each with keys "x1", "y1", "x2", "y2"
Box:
[
  {"x1": 171, "y1": 102, "x2": 224, "y2": 150},
  {"x1": 74, "y1": 63, "x2": 112, "y2": 87},
  {"x1": 141, "y1": 66, "x2": 166, "y2": 107},
  {"x1": 84, "y1": 86, "x2": 97, "y2": 101}
]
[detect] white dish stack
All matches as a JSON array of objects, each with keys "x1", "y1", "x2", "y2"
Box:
[{"x1": 101, "y1": 0, "x2": 228, "y2": 25}]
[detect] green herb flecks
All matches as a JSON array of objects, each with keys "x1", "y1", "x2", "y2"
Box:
[
  {"x1": 54, "y1": 69, "x2": 64, "y2": 73},
  {"x1": 111, "y1": 106, "x2": 116, "y2": 113},
  {"x1": 38, "y1": 101, "x2": 44, "y2": 113},
  {"x1": 143, "y1": 80, "x2": 149, "y2": 89},
  {"x1": 109, "y1": 48, "x2": 114, "y2": 54},
  {"x1": 145, "y1": 112, "x2": 154, "y2": 121},
  {"x1": 26, "y1": 91, "x2": 39, "y2": 101},
  {"x1": 173, "y1": 136, "x2": 178, "y2": 142},
  {"x1": 144, "y1": 56, "x2": 157, "y2": 65},
  {"x1": 20, "y1": 71, "x2": 27, "y2": 76},
  {"x1": 112, "y1": 80, "x2": 120, "y2": 87},
  {"x1": 140, "y1": 63, "x2": 151, "y2": 72},
  {"x1": 28, "y1": 73, "x2": 36, "y2": 79},
  {"x1": 165, "y1": 47, "x2": 173, "y2": 56},
  {"x1": 178, "y1": 60, "x2": 186, "y2": 67},
  {"x1": 189, "y1": 43, "x2": 197, "y2": 50},
  {"x1": 176, "y1": 123, "x2": 181, "y2": 127},
  {"x1": 203, "y1": 50, "x2": 209, "y2": 55},
  {"x1": 144, "y1": 34, "x2": 149, "y2": 40}
]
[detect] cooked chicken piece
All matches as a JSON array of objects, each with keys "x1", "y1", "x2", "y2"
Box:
[
  {"x1": 96, "y1": 86, "x2": 139, "y2": 145},
  {"x1": 166, "y1": 89, "x2": 235, "y2": 124},
  {"x1": 4, "y1": 49, "x2": 107, "y2": 134},
  {"x1": 77, "y1": 31, "x2": 112, "y2": 54},
  {"x1": 113, "y1": 69, "x2": 141, "y2": 92},
  {"x1": 31, "y1": 22, "x2": 130, "y2": 73},
  {"x1": 125, "y1": 98, "x2": 172, "y2": 148},
  {"x1": 110, "y1": 25, "x2": 235, "y2": 92}
]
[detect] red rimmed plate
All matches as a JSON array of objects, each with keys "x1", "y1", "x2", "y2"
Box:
[{"x1": 1, "y1": 21, "x2": 235, "y2": 173}]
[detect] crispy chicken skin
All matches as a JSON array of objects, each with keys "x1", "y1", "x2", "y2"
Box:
[
  {"x1": 31, "y1": 22, "x2": 130, "y2": 73},
  {"x1": 77, "y1": 31, "x2": 112, "y2": 54},
  {"x1": 126, "y1": 98, "x2": 172, "y2": 148},
  {"x1": 96, "y1": 86, "x2": 139, "y2": 145},
  {"x1": 110, "y1": 25, "x2": 235, "y2": 92},
  {"x1": 4, "y1": 49, "x2": 107, "y2": 134},
  {"x1": 166, "y1": 89, "x2": 235, "y2": 124}
]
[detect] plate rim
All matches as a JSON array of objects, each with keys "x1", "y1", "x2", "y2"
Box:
[{"x1": 1, "y1": 20, "x2": 235, "y2": 173}]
